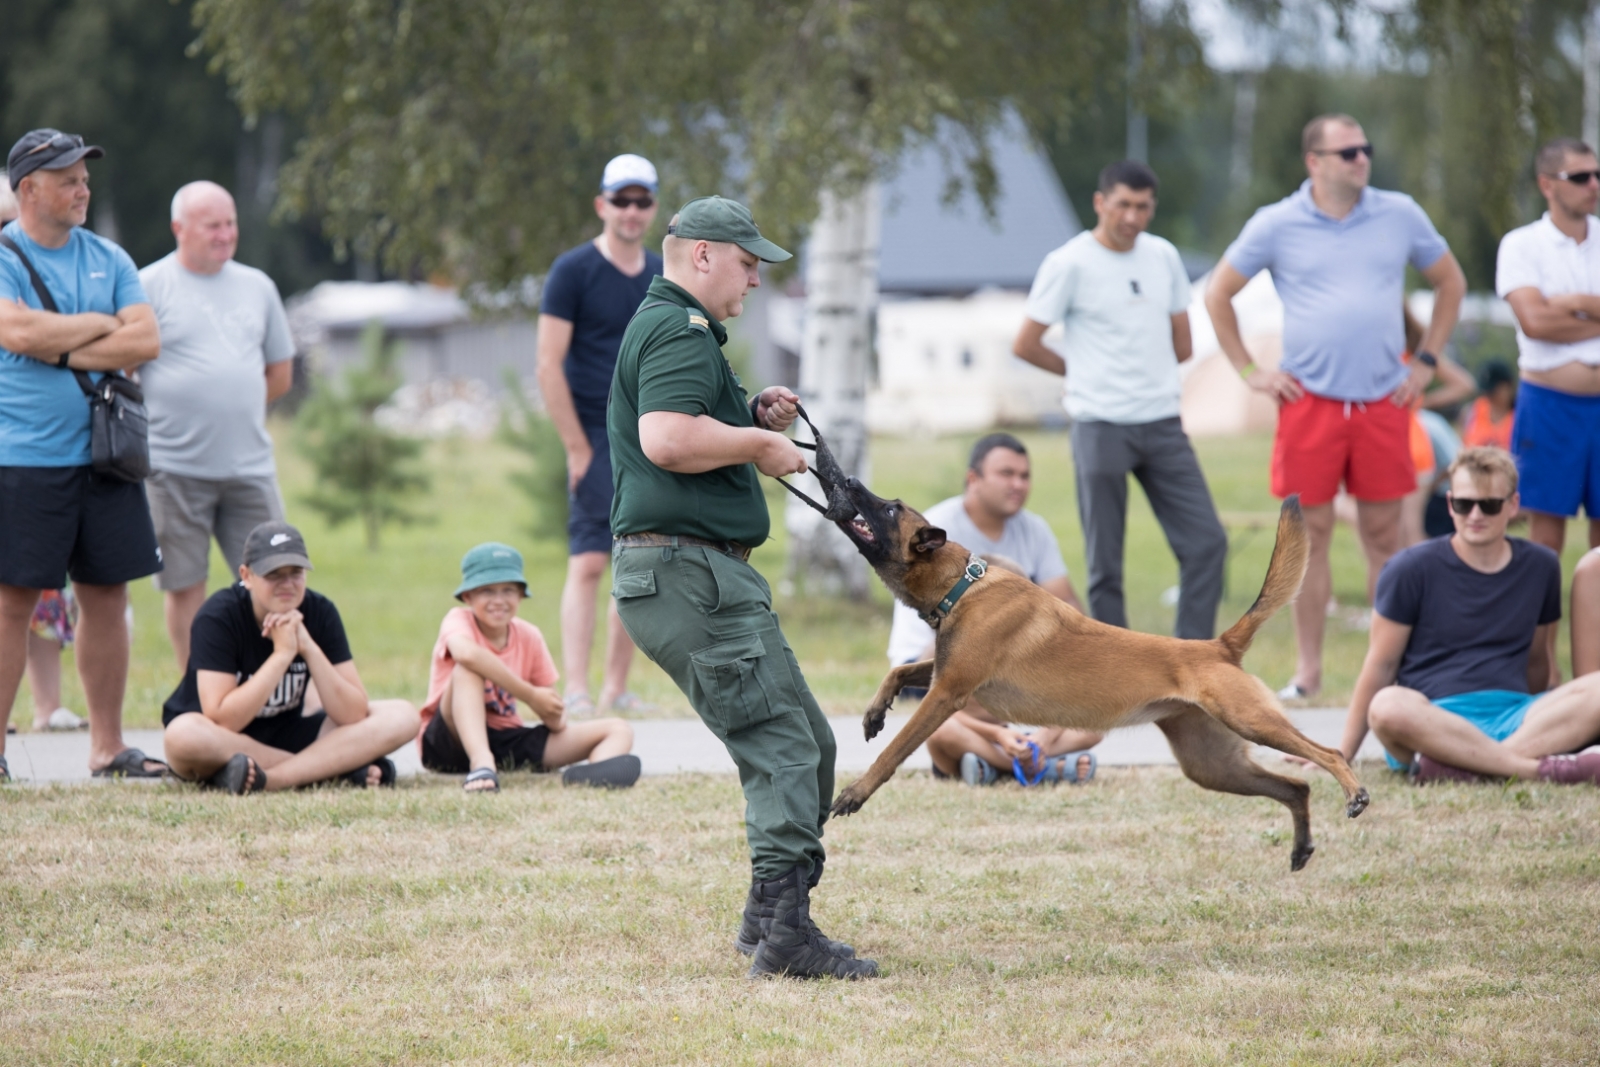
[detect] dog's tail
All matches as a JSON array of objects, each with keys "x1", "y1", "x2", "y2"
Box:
[{"x1": 1216, "y1": 496, "x2": 1309, "y2": 665}]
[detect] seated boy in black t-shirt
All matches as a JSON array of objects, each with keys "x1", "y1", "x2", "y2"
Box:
[
  {"x1": 1339, "y1": 448, "x2": 1600, "y2": 785},
  {"x1": 161, "y1": 521, "x2": 420, "y2": 794}
]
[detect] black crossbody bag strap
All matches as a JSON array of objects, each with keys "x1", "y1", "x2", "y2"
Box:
[{"x1": 0, "y1": 232, "x2": 96, "y2": 396}]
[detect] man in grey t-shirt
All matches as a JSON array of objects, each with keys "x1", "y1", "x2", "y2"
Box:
[{"x1": 139, "y1": 181, "x2": 294, "y2": 670}]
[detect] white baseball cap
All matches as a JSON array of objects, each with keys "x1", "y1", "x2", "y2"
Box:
[{"x1": 600, "y1": 154, "x2": 658, "y2": 194}]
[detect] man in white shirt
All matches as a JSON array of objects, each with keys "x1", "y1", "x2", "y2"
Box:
[
  {"x1": 885, "y1": 434, "x2": 1101, "y2": 786},
  {"x1": 1014, "y1": 160, "x2": 1227, "y2": 641},
  {"x1": 140, "y1": 181, "x2": 295, "y2": 670},
  {"x1": 1496, "y1": 137, "x2": 1600, "y2": 561}
]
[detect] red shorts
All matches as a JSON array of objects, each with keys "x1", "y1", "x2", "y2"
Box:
[{"x1": 1271, "y1": 391, "x2": 1415, "y2": 506}]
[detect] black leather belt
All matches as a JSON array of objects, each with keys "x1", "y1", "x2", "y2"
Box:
[{"x1": 613, "y1": 532, "x2": 753, "y2": 562}]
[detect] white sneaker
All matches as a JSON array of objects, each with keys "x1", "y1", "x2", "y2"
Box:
[{"x1": 44, "y1": 708, "x2": 86, "y2": 731}]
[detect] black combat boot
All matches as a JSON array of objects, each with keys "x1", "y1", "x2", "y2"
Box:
[
  {"x1": 734, "y1": 858, "x2": 855, "y2": 957},
  {"x1": 747, "y1": 865, "x2": 878, "y2": 980}
]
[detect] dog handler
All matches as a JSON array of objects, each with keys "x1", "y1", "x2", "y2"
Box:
[{"x1": 608, "y1": 196, "x2": 878, "y2": 980}]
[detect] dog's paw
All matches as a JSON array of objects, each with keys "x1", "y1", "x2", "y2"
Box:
[
  {"x1": 830, "y1": 784, "x2": 869, "y2": 817},
  {"x1": 862, "y1": 707, "x2": 888, "y2": 741},
  {"x1": 1346, "y1": 787, "x2": 1370, "y2": 819},
  {"x1": 1289, "y1": 842, "x2": 1315, "y2": 872}
]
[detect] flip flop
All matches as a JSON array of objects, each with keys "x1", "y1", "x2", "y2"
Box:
[
  {"x1": 463, "y1": 767, "x2": 500, "y2": 793},
  {"x1": 342, "y1": 757, "x2": 397, "y2": 788},
  {"x1": 91, "y1": 747, "x2": 169, "y2": 779},
  {"x1": 208, "y1": 753, "x2": 267, "y2": 795},
  {"x1": 561, "y1": 754, "x2": 641, "y2": 789}
]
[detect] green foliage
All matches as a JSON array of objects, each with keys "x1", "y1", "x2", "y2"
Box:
[
  {"x1": 498, "y1": 368, "x2": 570, "y2": 541},
  {"x1": 191, "y1": 0, "x2": 1206, "y2": 288},
  {"x1": 294, "y1": 323, "x2": 430, "y2": 549}
]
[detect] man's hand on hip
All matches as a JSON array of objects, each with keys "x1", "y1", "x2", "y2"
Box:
[
  {"x1": 1390, "y1": 360, "x2": 1435, "y2": 407},
  {"x1": 1246, "y1": 366, "x2": 1304, "y2": 405},
  {"x1": 754, "y1": 386, "x2": 800, "y2": 432},
  {"x1": 566, "y1": 439, "x2": 595, "y2": 492}
]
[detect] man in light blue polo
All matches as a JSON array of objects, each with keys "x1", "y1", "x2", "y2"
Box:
[{"x1": 1204, "y1": 113, "x2": 1467, "y2": 701}]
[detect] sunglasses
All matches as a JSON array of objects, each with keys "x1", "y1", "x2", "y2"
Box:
[
  {"x1": 1314, "y1": 143, "x2": 1374, "y2": 162},
  {"x1": 21, "y1": 132, "x2": 84, "y2": 158},
  {"x1": 1447, "y1": 495, "x2": 1507, "y2": 517},
  {"x1": 1554, "y1": 169, "x2": 1600, "y2": 186},
  {"x1": 608, "y1": 194, "x2": 654, "y2": 210}
]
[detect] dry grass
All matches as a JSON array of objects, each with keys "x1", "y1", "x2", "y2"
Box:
[{"x1": 4, "y1": 765, "x2": 1598, "y2": 1065}]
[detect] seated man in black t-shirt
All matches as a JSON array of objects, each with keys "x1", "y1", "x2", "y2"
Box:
[
  {"x1": 1339, "y1": 447, "x2": 1600, "y2": 785},
  {"x1": 160, "y1": 521, "x2": 420, "y2": 793}
]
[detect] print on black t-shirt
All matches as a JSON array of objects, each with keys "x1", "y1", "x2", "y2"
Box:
[{"x1": 161, "y1": 584, "x2": 353, "y2": 726}]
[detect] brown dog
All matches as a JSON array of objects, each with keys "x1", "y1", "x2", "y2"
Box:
[{"x1": 826, "y1": 478, "x2": 1368, "y2": 871}]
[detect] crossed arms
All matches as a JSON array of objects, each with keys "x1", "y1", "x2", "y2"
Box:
[{"x1": 0, "y1": 298, "x2": 158, "y2": 371}]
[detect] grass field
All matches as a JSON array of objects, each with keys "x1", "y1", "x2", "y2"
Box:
[
  {"x1": 3, "y1": 769, "x2": 1598, "y2": 1064},
  {"x1": 17, "y1": 422, "x2": 1595, "y2": 729}
]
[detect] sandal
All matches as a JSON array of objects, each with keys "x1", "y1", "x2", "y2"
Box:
[
  {"x1": 563, "y1": 693, "x2": 597, "y2": 719},
  {"x1": 602, "y1": 692, "x2": 658, "y2": 715},
  {"x1": 91, "y1": 747, "x2": 169, "y2": 779},
  {"x1": 1046, "y1": 750, "x2": 1097, "y2": 785},
  {"x1": 561, "y1": 754, "x2": 641, "y2": 789},
  {"x1": 463, "y1": 767, "x2": 500, "y2": 793},
  {"x1": 342, "y1": 757, "x2": 397, "y2": 788},
  {"x1": 208, "y1": 753, "x2": 267, "y2": 795}
]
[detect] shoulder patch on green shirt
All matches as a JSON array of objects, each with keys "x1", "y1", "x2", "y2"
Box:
[{"x1": 687, "y1": 311, "x2": 709, "y2": 334}]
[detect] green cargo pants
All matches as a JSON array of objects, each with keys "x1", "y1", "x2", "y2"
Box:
[{"x1": 612, "y1": 542, "x2": 834, "y2": 880}]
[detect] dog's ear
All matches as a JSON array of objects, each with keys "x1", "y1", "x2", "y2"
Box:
[{"x1": 913, "y1": 526, "x2": 947, "y2": 553}]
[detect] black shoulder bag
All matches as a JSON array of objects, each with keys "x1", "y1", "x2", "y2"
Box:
[{"x1": 0, "y1": 233, "x2": 150, "y2": 482}]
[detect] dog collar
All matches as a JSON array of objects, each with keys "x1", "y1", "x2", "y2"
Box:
[{"x1": 919, "y1": 555, "x2": 988, "y2": 628}]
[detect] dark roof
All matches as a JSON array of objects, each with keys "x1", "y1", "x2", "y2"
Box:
[{"x1": 877, "y1": 116, "x2": 1081, "y2": 294}]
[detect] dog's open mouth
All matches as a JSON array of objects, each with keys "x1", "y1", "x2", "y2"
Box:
[{"x1": 846, "y1": 516, "x2": 875, "y2": 543}]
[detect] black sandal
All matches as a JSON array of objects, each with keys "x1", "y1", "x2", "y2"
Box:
[
  {"x1": 209, "y1": 753, "x2": 266, "y2": 795},
  {"x1": 342, "y1": 757, "x2": 397, "y2": 788}
]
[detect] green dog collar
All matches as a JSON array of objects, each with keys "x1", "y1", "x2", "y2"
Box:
[{"x1": 918, "y1": 555, "x2": 988, "y2": 628}]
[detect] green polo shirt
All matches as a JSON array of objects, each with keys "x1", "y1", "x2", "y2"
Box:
[{"x1": 608, "y1": 276, "x2": 770, "y2": 546}]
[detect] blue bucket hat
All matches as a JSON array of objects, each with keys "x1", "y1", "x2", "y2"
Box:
[{"x1": 454, "y1": 542, "x2": 527, "y2": 599}]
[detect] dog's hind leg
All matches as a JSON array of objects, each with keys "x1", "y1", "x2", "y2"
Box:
[
  {"x1": 1157, "y1": 705, "x2": 1319, "y2": 871},
  {"x1": 1196, "y1": 672, "x2": 1369, "y2": 819},
  {"x1": 859, "y1": 660, "x2": 936, "y2": 741},
  {"x1": 831, "y1": 683, "x2": 972, "y2": 817}
]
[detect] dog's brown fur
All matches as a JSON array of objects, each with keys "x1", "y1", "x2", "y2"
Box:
[{"x1": 828, "y1": 480, "x2": 1368, "y2": 871}]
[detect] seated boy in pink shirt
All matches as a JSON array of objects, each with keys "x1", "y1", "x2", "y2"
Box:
[{"x1": 419, "y1": 542, "x2": 638, "y2": 792}]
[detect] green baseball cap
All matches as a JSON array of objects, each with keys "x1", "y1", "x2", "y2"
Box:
[
  {"x1": 454, "y1": 542, "x2": 528, "y2": 599},
  {"x1": 668, "y1": 196, "x2": 792, "y2": 262}
]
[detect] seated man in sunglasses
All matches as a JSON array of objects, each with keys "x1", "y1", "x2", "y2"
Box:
[{"x1": 1337, "y1": 446, "x2": 1600, "y2": 785}]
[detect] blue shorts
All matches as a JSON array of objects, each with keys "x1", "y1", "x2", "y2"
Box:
[
  {"x1": 1383, "y1": 689, "x2": 1539, "y2": 771},
  {"x1": 569, "y1": 423, "x2": 615, "y2": 556},
  {"x1": 1512, "y1": 381, "x2": 1600, "y2": 518}
]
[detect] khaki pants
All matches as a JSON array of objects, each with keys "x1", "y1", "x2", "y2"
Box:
[{"x1": 612, "y1": 542, "x2": 834, "y2": 880}]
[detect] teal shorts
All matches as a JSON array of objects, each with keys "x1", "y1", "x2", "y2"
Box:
[{"x1": 1384, "y1": 689, "x2": 1540, "y2": 771}]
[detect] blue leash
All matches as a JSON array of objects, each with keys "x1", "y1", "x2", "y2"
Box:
[{"x1": 1012, "y1": 739, "x2": 1047, "y2": 786}]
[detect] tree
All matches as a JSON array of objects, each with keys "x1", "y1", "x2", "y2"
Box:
[
  {"x1": 295, "y1": 323, "x2": 430, "y2": 549},
  {"x1": 499, "y1": 369, "x2": 570, "y2": 542}
]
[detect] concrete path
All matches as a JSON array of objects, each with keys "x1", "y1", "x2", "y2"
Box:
[{"x1": 3, "y1": 708, "x2": 1384, "y2": 785}]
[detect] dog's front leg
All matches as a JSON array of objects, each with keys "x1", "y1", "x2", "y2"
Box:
[
  {"x1": 861, "y1": 660, "x2": 935, "y2": 740},
  {"x1": 832, "y1": 682, "x2": 972, "y2": 817}
]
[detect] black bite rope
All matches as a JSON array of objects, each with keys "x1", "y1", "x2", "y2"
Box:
[{"x1": 770, "y1": 403, "x2": 857, "y2": 521}]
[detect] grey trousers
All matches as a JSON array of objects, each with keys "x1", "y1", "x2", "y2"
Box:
[{"x1": 1069, "y1": 417, "x2": 1227, "y2": 639}]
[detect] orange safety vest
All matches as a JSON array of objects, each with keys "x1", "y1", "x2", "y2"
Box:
[{"x1": 1461, "y1": 396, "x2": 1513, "y2": 450}]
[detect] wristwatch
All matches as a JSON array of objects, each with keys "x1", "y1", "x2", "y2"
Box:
[{"x1": 1414, "y1": 350, "x2": 1438, "y2": 369}]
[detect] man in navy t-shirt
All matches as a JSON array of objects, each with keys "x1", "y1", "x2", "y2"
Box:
[
  {"x1": 1340, "y1": 447, "x2": 1600, "y2": 784},
  {"x1": 535, "y1": 154, "x2": 663, "y2": 717},
  {"x1": 0, "y1": 129, "x2": 164, "y2": 782}
]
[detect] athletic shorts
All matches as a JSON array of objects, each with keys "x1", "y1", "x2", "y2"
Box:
[
  {"x1": 568, "y1": 423, "x2": 615, "y2": 556},
  {"x1": 146, "y1": 471, "x2": 285, "y2": 591},
  {"x1": 419, "y1": 710, "x2": 550, "y2": 773},
  {"x1": 163, "y1": 708, "x2": 329, "y2": 756},
  {"x1": 0, "y1": 465, "x2": 163, "y2": 588},
  {"x1": 1270, "y1": 391, "x2": 1415, "y2": 506},
  {"x1": 1383, "y1": 689, "x2": 1538, "y2": 771},
  {"x1": 1511, "y1": 381, "x2": 1600, "y2": 518}
]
